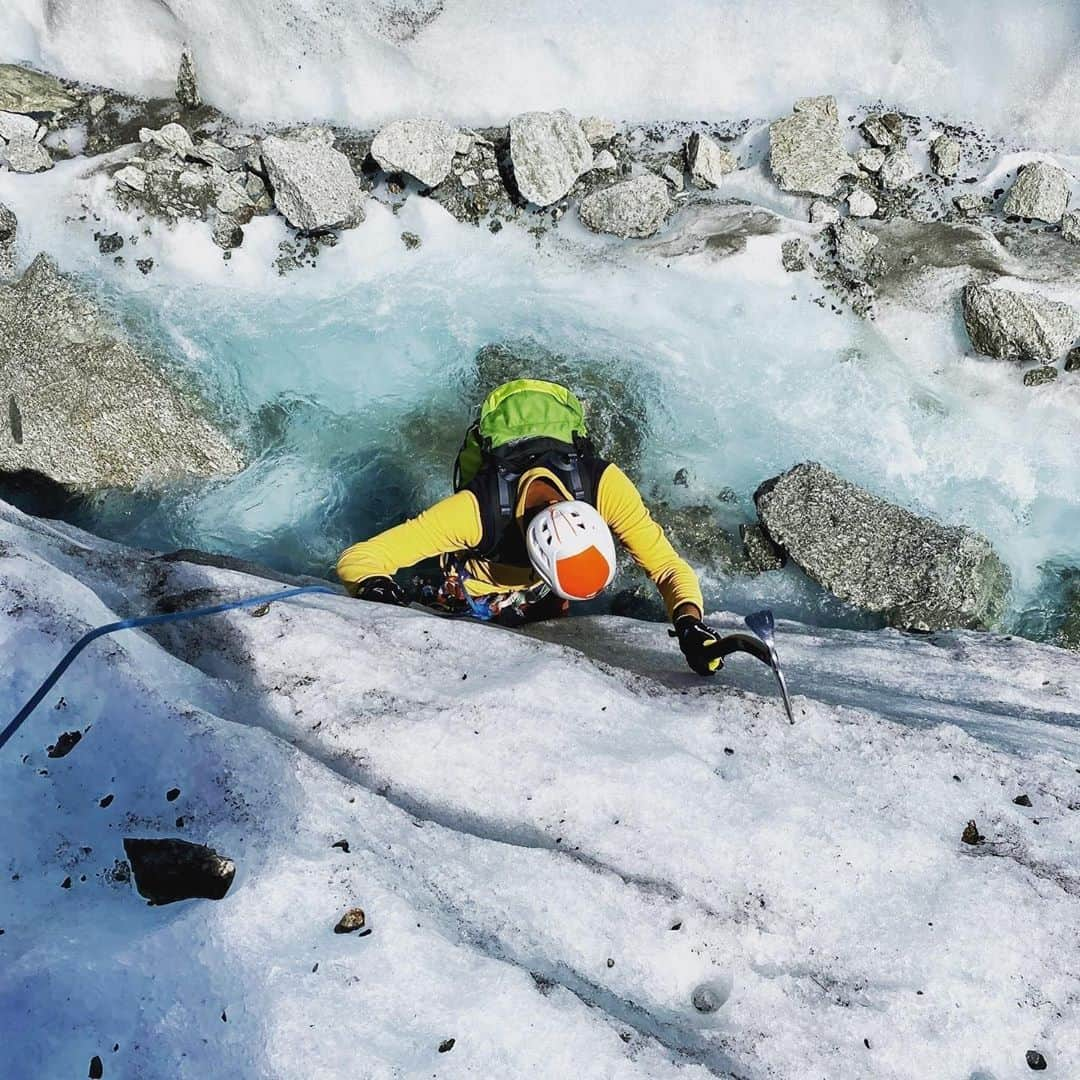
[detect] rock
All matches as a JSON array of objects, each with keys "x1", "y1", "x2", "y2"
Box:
[
  {"x1": 781, "y1": 237, "x2": 808, "y2": 271},
  {"x1": 961, "y1": 820, "x2": 983, "y2": 845},
  {"x1": 847, "y1": 188, "x2": 878, "y2": 218},
  {"x1": 509, "y1": 110, "x2": 593, "y2": 206},
  {"x1": 0, "y1": 110, "x2": 39, "y2": 142},
  {"x1": 856, "y1": 147, "x2": 885, "y2": 172},
  {"x1": 592, "y1": 149, "x2": 617, "y2": 171},
  {"x1": 1061, "y1": 210, "x2": 1080, "y2": 244},
  {"x1": 879, "y1": 146, "x2": 918, "y2": 190},
  {"x1": 212, "y1": 218, "x2": 244, "y2": 250},
  {"x1": 580, "y1": 116, "x2": 616, "y2": 146},
  {"x1": 953, "y1": 192, "x2": 988, "y2": 218},
  {"x1": 930, "y1": 135, "x2": 961, "y2": 178},
  {"x1": 1065, "y1": 346, "x2": 1080, "y2": 372},
  {"x1": 47, "y1": 730, "x2": 82, "y2": 758},
  {"x1": 2, "y1": 135, "x2": 52, "y2": 173},
  {"x1": 95, "y1": 232, "x2": 123, "y2": 255},
  {"x1": 189, "y1": 140, "x2": 242, "y2": 171},
  {"x1": 686, "y1": 132, "x2": 736, "y2": 189},
  {"x1": 401, "y1": 231, "x2": 421, "y2": 249},
  {"x1": 371, "y1": 118, "x2": 458, "y2": 187},
  {"x1": 769, "y1": 96, "x2": 857, "y2": 197},
  {"x1": 123, "y1": 837, "x2": 235, "y2": 905},
  {"x1": 741, "y1": 523, "x2": 786, "y2": 572},
  {"x1": 833, "y1": 218, "x2": 880, "y2": 280},
  {"x1": 660, "y1": 163, "x2": 684, "y2": 191},
  {"x1": 136, "y1": 258, "x2": 154, "y2": 275},
  {"x1": 1025, "y1": 1050, "x2": 1047, "y2": 1071},
  {"x1": 809, "y1": 199, "x2": 840, "y2": 225},
  {"x1": 1023, "y1": 365, "x2": 1058, "y2": 386},
  {"x1": 334, "y1": 907, "x2": 369, "y2": 934},
  {"x1": 113, "y1": 165, "x2": 147, "y2": 193},
  {"x1": 176, "y1": 47, "x2": 201, "y2": 110},
  {"x1": 578, "y1": 173, "x2": 673, "y2": 238},
  {"x1": 260, "y1": 129, "x2": 367, "y2": 231},
  {"x1": 961, "y1": 284, "x2": 1079, "y2": 361},
  {"x1": 438, "y1": 1038, "x2": 456, "y2": 1053},
  {"x1": 1013, "y1": 794, "x2": 1033, "y2": 807},
  {"x1": 89, "y1": 1053, "x2": 104, "y2": 1079},
  {"x1": 0, "y1": 200, "x2": 15, "y2": 279},
  {"x1": 0, "y1": 64, "x2": 79, "y2": 115},
  {"x1": 0, "y1": 254, "x2": 243, "y2": 489},
  {"x1": 1003, "y1": 161, "x2": 1070, "y2": 223},
  {"x1": 860, "y1": 112, "x2": 903, "y2": 148},
  {"x1": 139, "y1": 122, "x2": 195, "y2": 158},
  {"x1": 754, "y1": 462, "x2": 1010, "y2": 630}
]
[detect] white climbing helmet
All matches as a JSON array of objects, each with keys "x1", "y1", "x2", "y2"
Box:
[{"x1": 525, "y1": 500, "x2": 617, "y2": 601}]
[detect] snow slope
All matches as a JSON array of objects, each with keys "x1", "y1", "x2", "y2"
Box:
[
  {"x1": 4, "y1": 1, "x2": 1080, "y2": 149},
  {"x1": 2, "y1": 498, "x2": 1078, "y2": 1079}
]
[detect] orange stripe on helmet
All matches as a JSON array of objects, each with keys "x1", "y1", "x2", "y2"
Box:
[{"x1": 555, "y1": 544, "x2": 611, "y2": 600}]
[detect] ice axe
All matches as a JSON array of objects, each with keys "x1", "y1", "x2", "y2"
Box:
[{"x1": 714, "y1": 609, "x2": 795, "y2": 724}]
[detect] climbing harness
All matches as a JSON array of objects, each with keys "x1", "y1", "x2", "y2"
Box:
[{"x1": 1, "y1": 584, "x2": 339, "y2": 753}]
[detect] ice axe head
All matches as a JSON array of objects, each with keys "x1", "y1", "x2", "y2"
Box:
[{"x1": 744, "y1": 609, "x2": 775, "y2": 645}]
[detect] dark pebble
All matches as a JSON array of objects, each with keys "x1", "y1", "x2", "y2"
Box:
[
  {"x1": 669, "y1": 921, "x2": 682, "y2": 931},
  {"x1": 61, "y1": 877, "x2": 72, "y2": 889},
  {"x1": 89, "y1": 1055, "x2": 104, "y2": 1079},
  {"x1": 961, "y1": 820, "x2": 983, "y2": 845},
  {"x1": 166, "y1": 788, "x2": 180, "y2": 802},
  {"x1": 607, "y1": 958, "x2": 614, "y2": 968},
  {"x1": 1026, "y1": 1050, "x2": 1047, "y2": 1070},
  {"x1": 47, "y1": 731, "x2": 82, "y2": 758},
  {"x1": 863, "y1": 1038, "x2": 870, "y2": 1049},
  {"x1": 724, "y1": 747, "x2": 734, "y2": 756},
  {"x1": 99, "y1": 794, "x2": 114, "y2": 808},
  {"x1": 123, "y1": 838, "x2": 235, "y2": 905},
  {"x1": 1013, "y1": 794, "x2": 1032, "y2": 807},
  {"x1": 332, "y1": 840, "x2": 350, "y2": 853},
  {"x1": 438, "y1": 1039, "x2": 455, "y2": 1053},
  {"x1": 221, "y1": 1009, "x2": 227, "y2": 1022}
]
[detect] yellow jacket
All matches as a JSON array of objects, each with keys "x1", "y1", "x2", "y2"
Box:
[{"x1": 336, "y1": 463, "x2": 703, "y2": 619}]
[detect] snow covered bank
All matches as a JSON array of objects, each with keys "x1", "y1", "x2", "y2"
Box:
[
  {"x1": 2, "y1": 499, "x2": 1078, "y2": 1078},
  {"x1": 4, "y1": 1, "x2": 1080, "y2": 151}
]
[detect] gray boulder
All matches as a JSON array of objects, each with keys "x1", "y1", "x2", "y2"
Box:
[
  {"x1": 846, "y1": 188, "x2": 878, "y2": 218},
  {"x1": 509, "y1": 110, "x2": 593, "y2": 206},
  {"x1": 754, "y1": 462, "x2": 1010, "y2": 631},
  {"x1": 0, "y1": 254, "x2": 243, "y2": 489},
  {"x1": 686, "y1": 132, "x2": 736, "y2": 189},
  {"x1": 1062, "y1": 210, "x2": 1080, "y2": 244},
  {"x1": 856, "y1": 147, "x2": 885, "y2": 173},
  {"x1": 0, "y1": 63, "x2": 79, "y2": 115},
  {"x1": 961, "y1": 283, "x2": 1079, "y2": 361},
  {"x1": 741, "y1": 523, "x2": 786, "y2": 572},
  {"x1": 0, "y1": 200, "x2": 15, "y2": 279},
  {"x1": 261, "y1": 128, "x2": 367, "y2": 231},
  {"x1": 769, "y1": 95, "x2": 857, "y2": 197},
  {"x1": 1003, "y1": 162, "x2": 1071, "y2": 223},
  {"x1": 879, "y1": 146, "x2": 918, "y2": 190},
  {"x1": 580, "y1": 116, "x2": 616, "y2": 146},
  {"x1": 176, "y1": 47, "x2": 201, "y2": 110},
  {"x1": 139, "y1": 122, "x2": 195, "y2": 158},
  {"x1": 859, "y1": 113, "x2": 903, "y2": 148},
  {"x1": 930, "y1": 135, "x2": 961, "y2": 178},
  {"x1": 2, "y1": 135, "x2": 52, "y2": 173},
  {"x1": 579, "y1": 173, "x2": 673, "y2": 238},
  {"x1": 781, "y1": 237, "x2": 808, "y2": 271},
  {"x1": 0, "y1": 110, "x2": 39, "y2": 142},
  {"x1": 833, "y1": 218, "x2": 880, "y2": 280},
  {"x1": 371, "y1": 118, "x2": 458, "y2": 187}
]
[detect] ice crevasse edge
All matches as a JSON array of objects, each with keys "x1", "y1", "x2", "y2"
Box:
[{"x1": 4, "y1": 0, "x2": 1080, "y2": 150}]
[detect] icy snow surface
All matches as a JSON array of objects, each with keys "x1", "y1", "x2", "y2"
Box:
[
  {"x1": 1, "y1": 498, "x2": 1078, "y2": 1079},
  {"x1": 5, "y1": 1, "x2": 1080, "y2": 150}
]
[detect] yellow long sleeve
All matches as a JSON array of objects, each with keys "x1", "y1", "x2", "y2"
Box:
[
  {"x1": 335, "y1": 463, "x2": 703, "y2": 619},
  {"x1": 595, "y1": 464, "x2": 704, "y2": 618},
  {"x1": 335, "y1": 491, "x2": 484, "y2": 594}
]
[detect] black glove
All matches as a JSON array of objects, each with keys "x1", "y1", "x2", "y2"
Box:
[
  {"x1": 354, "y1": 576, "x2": 409, "y2": 606},
  {"x1": 672, "y1": 614, "x2": 726, "y2": 676}
]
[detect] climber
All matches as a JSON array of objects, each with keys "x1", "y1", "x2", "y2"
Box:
[{"x1": 336, "y1": 378, "x2": 727, "y2": 675}]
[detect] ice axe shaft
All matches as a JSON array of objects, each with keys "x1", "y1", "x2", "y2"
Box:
[{"x1": 744, "y1": 609, "x2": 795, "y2": 724}]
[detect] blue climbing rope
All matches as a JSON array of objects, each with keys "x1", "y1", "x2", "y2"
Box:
[{"x1": 1, "y1": 584, "x2": 339, "y2": 753}]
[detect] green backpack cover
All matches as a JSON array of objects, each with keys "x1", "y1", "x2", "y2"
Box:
[{"x1": 454, "y1": 379, "x2": 589, "y2": 490}]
